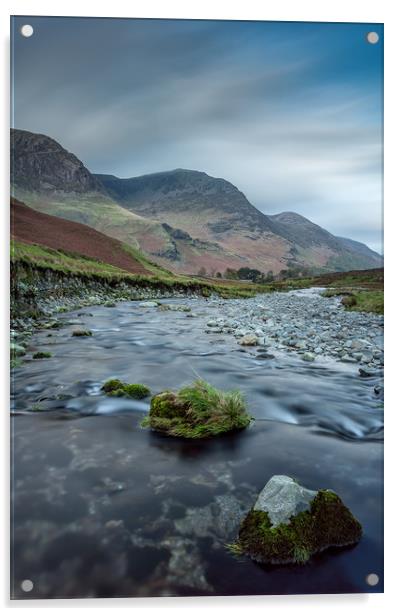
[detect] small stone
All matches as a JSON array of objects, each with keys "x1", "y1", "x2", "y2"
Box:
[
  {"x1": 239, "y1": 334, "x2": 258, "y2": 346},
  {"x1": 302, "y1": 352, "x2": 315, "y2": 362},
  {"x1": 72, "y1": 329, "x2": 92, "y2": 337},
  {"x1": 139, "y1": 301, "x2": 159, "y2": 308},
  {"x1": 340, "y1": 354, "x2": 358, "y2": 363}
]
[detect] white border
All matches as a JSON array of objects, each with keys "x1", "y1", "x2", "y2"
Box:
[{"x1": 1, "y1": 1, "x2": 398, "y2": 614}]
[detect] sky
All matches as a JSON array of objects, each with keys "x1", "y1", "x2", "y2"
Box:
[{"x1": 11, "y1": 17, "x2": 383, "y2": 252}]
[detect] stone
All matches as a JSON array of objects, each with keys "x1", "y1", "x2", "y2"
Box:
[
  {"x1": 139, "y1": 301, "x2": 159, "y2": 308},
  {"x1": 302, "y1": 352, "x2": 315, "y2": 362},
  {"x1": 341, "y1": 354, "x2": 358, "y2": 363},
  {"x1": 10, "y1": 342, "x2": 26, "y2": 357},
  {"x1": 253, "y1": 475, "x2": 317, "y2": 527},
  {"x1": 235, "y1": 475, "x2": 362, "y2": 566},
  {"x1": 238, "y1": 334, "x2": 258, "y2": 346}
]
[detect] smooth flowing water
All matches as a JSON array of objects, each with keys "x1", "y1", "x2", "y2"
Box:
[{"x1": 10, "y1": 295, "x2": 384, "y2": 598}]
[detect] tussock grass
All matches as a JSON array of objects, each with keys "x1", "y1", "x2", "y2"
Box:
[{"x1": 141, "y1": 379, "x2": 252, "y2": 438}]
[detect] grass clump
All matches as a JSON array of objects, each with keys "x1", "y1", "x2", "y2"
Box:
[
  {"x1": 234, "y1": 489, "x2": 362, "y2": 565},
  {"x1": 102, "y1": 379, "x2": 150, "y2": 399},
  {"x1": 141, "y1": 379, "x2": 252, "y2": 438},
  {"x1": 32, "y1": 351, "x2": 52, "y2": 359}
]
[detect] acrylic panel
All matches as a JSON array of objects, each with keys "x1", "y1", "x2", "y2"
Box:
[{"x1": 10, "y1": 16, "x2": 384, "y2": 599}]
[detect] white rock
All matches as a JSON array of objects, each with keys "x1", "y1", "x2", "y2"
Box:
[
  {"x1": 254, "y1": 475, "x2": 317, "y2": 527},
  {"x1": 239, "y1": 334, "x2": 258, "y2": 346}
]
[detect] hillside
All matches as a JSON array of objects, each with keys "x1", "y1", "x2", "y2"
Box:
[
  {"x1": 11, "y1": 129, "x2": 382, "y2": 275},
  {"x1": 97, "y1": 169, "x2": 383, "y2": 273},
  {"x1": 10, "y1": 129, "x2": 179, "y2": 261},
  {"x1": 10, "y1": 198, "x2": 155, "y2": 276}
]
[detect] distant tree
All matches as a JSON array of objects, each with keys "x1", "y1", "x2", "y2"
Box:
[
  {"x1": 216, "y1": 272, "x2": 222, "y2": 278},
  {"x1": 265, "y1": 271, "x2": 274, "y2": 282},
  {"x1": 198, "y1": 267, "x2": 207, "y2": 276},
  {"x1": 224, "y1": 268, "x2": 238, "y2": 280}
]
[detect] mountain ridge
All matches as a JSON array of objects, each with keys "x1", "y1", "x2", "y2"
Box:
[{"x1": 11, "y1": 129, "x2": 382, "y2": 275}]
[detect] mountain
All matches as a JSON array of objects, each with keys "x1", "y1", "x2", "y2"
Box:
[
  {"x1": 96, "y1": 169, "x2": 383, "y2": 273},
  {"x1": 11, "y1": 198, "x2": 153, "y2": 276},
  {"x1": 10, "y1": 130, "x2": 253, "y2": 274},
  {"x1": 11, "y1": 129, "x2": 382, "y2": 275},
  {"x1": 10, "y1": 129, "x2": 180, "y2": 262}
]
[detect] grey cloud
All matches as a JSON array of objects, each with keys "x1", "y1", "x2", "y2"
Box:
[{"x1": 12, "y1": 17, "x2": 383, "y2": 253}]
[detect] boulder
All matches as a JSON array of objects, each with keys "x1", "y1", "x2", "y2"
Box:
[{"x1": 234, "y1": 475, "x2": 362, "y2": 565}]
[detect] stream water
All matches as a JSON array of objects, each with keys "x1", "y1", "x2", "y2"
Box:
[{"x1": 10, "y1": 294, "x2": 384, "y2": 598}]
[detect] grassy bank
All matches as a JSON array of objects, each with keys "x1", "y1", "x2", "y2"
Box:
[
  {"x1": 11, "y1": 239, "x2": 383, "y2": 312},
  {"x1": 10, "y1": 240, "x2": 265, "y2": 299}
]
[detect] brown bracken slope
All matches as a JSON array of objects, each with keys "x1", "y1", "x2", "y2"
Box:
[{"x1": 10, "y1": 198, "x2": 152, "y2": 276}]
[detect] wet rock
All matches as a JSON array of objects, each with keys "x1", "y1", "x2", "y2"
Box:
[
  {"x1": 72, "y1": 329, "x2": 92, "y2": 337},
  {"x1": 139, "y1": 301, "x2": 159, "y2": 308},
  {"x1": 10, "y1": 342, "x2": 26, "y2": 357},
  {"x1": 235, "y1": 475, "x2": 362, "y2": 565},
  {"x1": 302, "y1": 352, "x2": 315, "y2": 362},
  {"x1": 239, "y1": 334, "x2": 258, "y2": 346},
  {"x1": 253, "y1": 475, "x2": 317, "y2": 526}
]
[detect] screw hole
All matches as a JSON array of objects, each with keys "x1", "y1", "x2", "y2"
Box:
[
  {"x1": 366, "y1": 573, "x2": 379, "y2": 586},
  {"x1": 20, "y1": 25, "x2": 34, "y2": 38},
  {"x1": 366, "y1": 32, "x2": 379, "y2": 45},
  {"x1": 21, "y1": 579, "x2": 33, "y2": 592}
]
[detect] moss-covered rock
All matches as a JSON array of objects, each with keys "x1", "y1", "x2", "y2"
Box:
[
  {"x1": 141, "y1": 379, "x2": 252, "y2": 438},
  {"x1": 72, "y1": 329, "x2": 92, "y2": 337},
  {"x1": 232, "y1": 475, "x2": 362, "y2": 565},
  {"x1": 101, "y1": 379, "x2": 150, "y2": 399},
  {"x1": 32, "y1": 351, "x2": 52, "y2": 359}
]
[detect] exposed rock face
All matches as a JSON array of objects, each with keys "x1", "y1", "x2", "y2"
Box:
[
  {"x1": 235, "y1": 475, "x2": 363, "y2": 565},
  {"x1": 11, "y1": 129, "x2": 106, "y2": 195},
  {"x1": 253, "y1": 475, "x2": 317, "y2": 527}
]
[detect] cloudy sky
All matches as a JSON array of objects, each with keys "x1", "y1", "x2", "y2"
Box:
[{"x1": 12, "y1": 17, "x2": 383, "y2": 252}]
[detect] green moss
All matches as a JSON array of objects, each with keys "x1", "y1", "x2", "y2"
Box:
[
  {"x1": 32, "y1": 351, "x2": 52, "y2": 359},
  {"x1": 72, "y1": 329, "x2": 92, "y2": 337},
  {"x1": 236, "y1": 489, "x2": 362, "y2": 565},
  {"x1": 104, "y1": 301, "x2": 117, "y2": 307},
  {"x1": 102, "y1": 379, "x2": 150, "y2": 399},
  {"x1": 141, "y1": 379, "x2": 252, "y2": 438}
]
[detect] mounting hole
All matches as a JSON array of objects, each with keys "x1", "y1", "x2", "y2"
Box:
[
  {"x1": 21, "y1": 579, "x2": 33, "y2": 592},
  {"x1": 366, "y1": 573, "x2": 379, "y2": 586},
  {"x1": 366, "y1": 31, "x2": 379, "y2": 45},
  {"x1": 20, "y1": 24, "x2": 34, "y2": 38}
]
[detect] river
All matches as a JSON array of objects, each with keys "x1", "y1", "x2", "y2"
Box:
[{"x1": 10, "y1": 292, "x2": 384, "y2": 598}]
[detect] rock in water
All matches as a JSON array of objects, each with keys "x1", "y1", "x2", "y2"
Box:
[
  {"x1": 239, "y1": 334, "x2": 258, "y2": 346},
  {"x1": 139, "y1": 301, "x2": 159, "y2": 308},
  {"x1": 235, "y1": 475, "x2": 362, "y2": 565},
  {"x1": 253, "y1": 475, "x2": 317, "y2": 527}
]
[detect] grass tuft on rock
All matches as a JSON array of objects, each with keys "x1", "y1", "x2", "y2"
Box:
[
  {"x1": 141, "y1": 379, "x2": 252, "y2": 438},
  {"x1": 234, "y1": 489, "x2": 362, "y2": 565},
  {"x1": 102, "y1": 379, "x2": 150, "y2": 399},
  {"x1": 32, "y1": 351, "x2": 52, "y2": 359}
]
